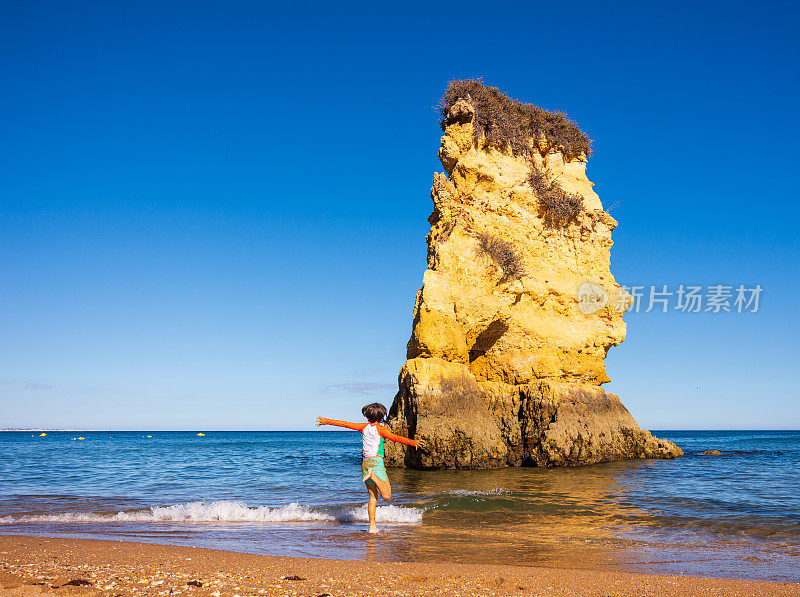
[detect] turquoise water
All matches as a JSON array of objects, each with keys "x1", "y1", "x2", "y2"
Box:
[{"x1": 1, "y1": 430, "x2": 798, "y2": 581}]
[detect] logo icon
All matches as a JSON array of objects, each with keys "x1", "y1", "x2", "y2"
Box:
[{"x1": 576, "y1": 281, "x2": 609, "y2": 314}]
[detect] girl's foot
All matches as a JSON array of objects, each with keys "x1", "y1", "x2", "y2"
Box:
[
  {"x1": 368, "y1": 526, "x2": 379, "y2": 533},
  {"x1": 362, "y1": 468, "x2": 374, "y2": 483}
]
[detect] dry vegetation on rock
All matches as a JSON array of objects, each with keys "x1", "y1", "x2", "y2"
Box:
[
  {"x1": 529, "y1": 168, "x2": 584, "y2": 228},
  {"x1": 439, "y1": 79, "x2": 592, "y2": 159},
  {"x1": 477, "y1": 232, "x2": 525, "y2": 282}
]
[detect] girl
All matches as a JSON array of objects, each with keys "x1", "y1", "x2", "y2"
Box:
[{"x1": 316, "y1": 403, "x2": 423, "y2": 533}]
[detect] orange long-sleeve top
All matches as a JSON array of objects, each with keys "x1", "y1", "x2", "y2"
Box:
[{"x1": 318, "y1": 417, "x2": 418, "y2": 449}]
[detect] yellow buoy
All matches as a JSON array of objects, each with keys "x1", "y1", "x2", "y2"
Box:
[
  {"x1": 146, "y1": 435, "x2": 153, "y2": 438},
  {"x1": 77, "y1": 437, "x2": 85, "y2": 440},
  {"x1": 197, "y1": 433, "x2": 205, "y2": 437},
  {"x1": 39, "y1": 432, "x2": 47, "y2": 437}
]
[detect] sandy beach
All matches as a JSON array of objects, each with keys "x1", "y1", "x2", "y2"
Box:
[{"x1": 0, "y1": 535, "x2": 796, "y2": 597}]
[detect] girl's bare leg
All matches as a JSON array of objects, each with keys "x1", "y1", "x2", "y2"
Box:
[
  {"x1": 366, "y1": 483, "x2": 379, "y2": 533},
  {"x1": 363, "y1": 469, "x2": 392, "y2": 501},
  {"x1": 373, "y1": 475, "x2": 392, "y2": 501}
]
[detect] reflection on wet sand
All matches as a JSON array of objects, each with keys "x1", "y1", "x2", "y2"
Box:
[
  {"x1": 382, "y1": 462, "x2": 639, "y2": 569},
  {"x1": 381, "y1": 461, "x2": 800, "y2": 582}
]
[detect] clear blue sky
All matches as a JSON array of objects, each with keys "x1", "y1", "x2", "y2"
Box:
[{"x1": 1, "y1": 1, "x2": 798, "y2": 430}]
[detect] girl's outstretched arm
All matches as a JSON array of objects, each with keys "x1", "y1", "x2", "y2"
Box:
[
  {"x1": 316, "y1": 416, "x2": 367, "y2": 432},
  {"x1": 376, "y1": 424, "x2": 423, "y2": 447}
]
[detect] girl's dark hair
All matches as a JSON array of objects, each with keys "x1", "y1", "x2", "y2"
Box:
[{"x1": 361, "y1": 403, "x2": 387, "y2": 423}]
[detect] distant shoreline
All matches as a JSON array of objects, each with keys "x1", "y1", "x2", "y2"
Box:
[{"x1": 0, "y1": 429, "x2": 98, "y2": 432}]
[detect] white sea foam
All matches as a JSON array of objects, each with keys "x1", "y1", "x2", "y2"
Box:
[
  {"x1": 336, "y1": 503, "x2": 424, "y2": 523},
  {"x1": 0, "y1": 500, "x2": 424, "y2": 525}
]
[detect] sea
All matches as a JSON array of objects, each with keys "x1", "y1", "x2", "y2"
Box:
[{"x1": 1, "y1": 430, "x2": 798, "y2": 582}]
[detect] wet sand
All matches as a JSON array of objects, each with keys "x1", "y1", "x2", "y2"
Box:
[{"x1": 0, "y1": 535, "x2": 796, "y2": 596}]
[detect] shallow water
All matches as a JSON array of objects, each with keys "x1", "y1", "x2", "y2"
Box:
[{"x1": 1, "y1": 430, "x2": 798, "y2": 581}]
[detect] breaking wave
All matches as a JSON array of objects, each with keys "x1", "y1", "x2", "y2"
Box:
[
  {"x1": 0, "y1": 500, "x2": 424, "y2": 524},
  {"x1": 337, "y1": 503, "x2": 423, "y2": 523}
]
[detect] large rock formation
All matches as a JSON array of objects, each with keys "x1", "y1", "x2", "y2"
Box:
[{"x1": 385, "y1": 81, "x2": 682, "y2": 469}]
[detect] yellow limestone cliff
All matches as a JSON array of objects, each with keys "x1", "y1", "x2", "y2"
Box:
[{"x1": 385, "y1": 81, "x2": 682, "y2": 469}]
